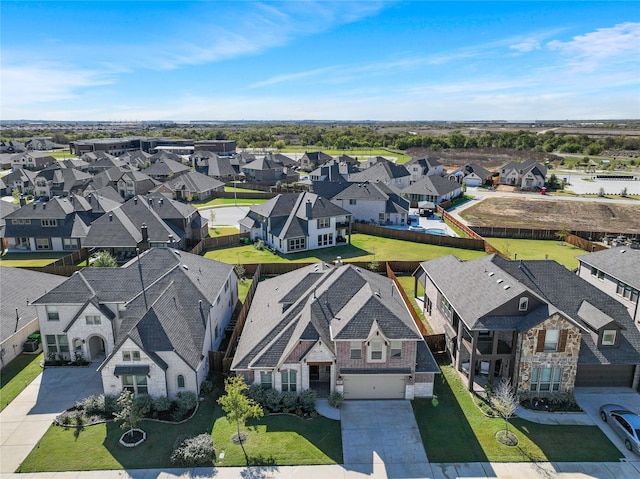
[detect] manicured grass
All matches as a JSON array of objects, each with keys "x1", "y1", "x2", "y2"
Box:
[
  {"x1": 192, "y1": 198, "x2": 268, "y2": 208},
  {"x1": 209, "y1": 226, "x2": 240, "y2": 236},
  {"x1": 280, "y1": 147, "x2": 411, "y2": 163},
  {"x1": 0, "y1": 353, "x2": 43, "y2": 412},
  {"x1": 224, "y1": 186, "x2": 264, "y2": 193},
  {"x1": 238, "y1": 279, "x2": 252, "y2": 303},
  {"x1": 18, "y1": 384, "x2": 342, "y2": 471},
  {"x1": 47, "y1": 150, "x2": 75, "y2": 159},
  {"x1": 412, "y1": 365, "x2": 622, "y2": 463},
  {"x1": 0, "y1": 252, "x2": 68, "y2": 267},
  {"x1": 395, "y1": 275, "x2": 432, "y2": 334},
  {"x1": 485, "y1": 238, "x2": 585, "y2": 270},
  {"x1": 204, "y1": 233, "x2": 487, "y2": 264}
]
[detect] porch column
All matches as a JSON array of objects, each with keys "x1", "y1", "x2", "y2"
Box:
[{"x1": 468, "y1": 331, "x2": 479, "y2": 391}]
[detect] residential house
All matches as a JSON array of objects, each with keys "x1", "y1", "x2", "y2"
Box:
[
  {"x1": 90, "y1": 166, "x2": 158, "y2": 199},
  {"x1": 300, "y1": 151, "x2": 332, "y2": 171},
  {"x1": 312, "y1": 181, "x2": 409, "y2": 226},
  {"x1": 414, "y1": 255, "x2": 640, "y2": 392},
  {"x1": 59, "y1": 158, "x2": 91, "y2": 171},
  {"x1": 25, "y1": 138, "x2": 57, "y2": 151},
  {"x1": 0, "y1": 141, "x2": 25, "y2": 154},
  {"x1": 2, "y1": 168, "x2": 37, "y2": 195},
  {"x1": 449, "y1": 163, "x2": 493, "y2": 187},
  {"x1": 404, "y1": 157, "x2": 444, "y2": 184},
  {"x1": 239, "y1": 192, "x2": 352, "y2": 253},
  {"x1": 349, "y1": 160, "x2": 411, "y2": 190},
  {"x1": 359, "y1": 156, "x2": 391, "y2": 169},
  {"x1": 0, "y1": 266, "x2": 66, "y2": 368},
  {"x1": 32, "y1": 248, "x2": 237, "y2": 396},
  {"x1": 151, "y1": 170, "x2": 224, "y2": 201},
  {"x1": 149, "y1": 150, "x2": 186, "y2": 165},
  {"x1": 401, "y1": 175, "x2": 463, "y2": 204},
  {"x1": 142, "y1": 158, "x2": 190, "y2": 182},
  {"x1": 240, "y1": 156, "x2": 286, "y2": 183},
  {"x1": 11, "y1": 151, "x2": 56, "y2": 171},
  {"x1": 577, "y1": 247, "x2": 640, "y2": 325},
  {"x1": 308, "y1": 159, "x2": 357, "y2": 183},
  {"x1": 0, "y1": 202, "x2": 19, "y2": 252},
  {"x1": 197, "y1": 156, "x2": 238, "y2": 181},
  {"x1": 119, "y1": 150, "x2": 152, "y2": 169},
  {"x1": 0, "y1": 153, "x2": 16, "y2": 169},
  {"x1": 499, "y1": 159, "x2": 547, "y2": 189},
  {"x1": 231, "y1": 262, "x2": 439, "y2": 399},
  {"x1": 33, "y1": 165, "x2": 92, "y2": 199},
  {"x1": 80, "y1": 151, "x2": 117, "y2": 164},
  {"x1": 86, "y1": 156, "x2": 127, "y2": 175}
]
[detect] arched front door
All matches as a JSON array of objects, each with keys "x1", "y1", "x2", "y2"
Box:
[{"x1": 88, "y1": 336, "x2": 106, "y2": 360}]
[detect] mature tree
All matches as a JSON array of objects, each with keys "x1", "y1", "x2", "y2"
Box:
[
  {"x1": 114, "y1": 390, "x2": 143, "y2": 439},
  {"x1": 93, "y1": 250, "x2": 118, "y2": 267},
  {"x1": 490, "y1": 378, "x2": 518, "y2": 445},
  {"x1": 217, "y1": 376, "x2": 264, "y2": 464}
]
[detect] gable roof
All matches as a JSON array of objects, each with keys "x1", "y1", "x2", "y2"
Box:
[
  {"x1": 143, "y1": 158, "x2": 190, "y2": 177},
  {"x1": 349, "y1": 160, "x2": 410, "y2": 183},
  {"x1": 401, "y1": 175, "x2": 462, "y2": 196},
  {"x1": 162, "y1": 170, "x2": 224, "y2": 193},
  {"x1": 577, "y1": 246, "x2": 640, "y2": 290}
]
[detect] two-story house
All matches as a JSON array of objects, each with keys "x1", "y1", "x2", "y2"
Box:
[
  {"x1": 231, "y1": 262, "x2": 439, "y2": 399},
  {"x1": 11, "y1": 151, "x2": 56, "y2": 171},
  {"x1": 404, "y1": 157, "x2": 445, "y2": 184},
  {"x1": 33, "y1": 165, "x2": 92, "y2": 199},
  {"x1": 577, "y1": 247, "x2": 640, "y2": 325},
  {"x1": 349, "y1": 160, "x2": 411, "y2": 191},
  {"x1": 299, "y1": 151, "x2": 333, "y2": 171},
  {"x1": 414, "y1": 255, "x2": 640, "y2": 392},
  {"x1": 239, "y1": 192, "x2": 352, "y2": 253},
  {"x1": 32, "y1": 248, "x2": 237, "y2": 397}
]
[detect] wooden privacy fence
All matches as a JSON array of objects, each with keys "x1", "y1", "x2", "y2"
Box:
[
  {"x1": 386, "y1": 263, "x2": 430, "y2": 336},
  {"x1": 425, "y1": 334, "x2": 446, "y2": 353},
  {"x1": 190, "y1": 233, "x2": 250, "y2": 255},
  {"x1": 49, "y1": 248, "x2": 90, "y2": 267},
  {"x1": 470, "y1": 226, "x2": 639, "y2": 241},
  {"x1": 212, "y1": 191, "x2": 276, "y2": 200},
  {"x1": 566, "y1": 234, "x2": 609, "y2": 253},
  {"x1": 437, "y1": 207, "x2": 484, "y2": 241}
]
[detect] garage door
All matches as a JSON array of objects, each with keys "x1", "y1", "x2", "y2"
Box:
[
  {"x1": 342, "y1": 375, "x2": 406, "y2": 400},
  {"x1": 575, "y1": 364, "x2": 635, "y2": 388}
]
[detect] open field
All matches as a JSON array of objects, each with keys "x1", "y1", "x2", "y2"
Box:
[
  {"x1": 460, "y1": 197, "x2": 640, "y2": 234},
  {"x1": 204, "y1": 233, "x2": 487, "y2": 264},
  {"x1": 279, "y1": 147, "x2": 411, "y2": 163},
  {"x1": 485, "y1": 239, "x2": 584, "y2": 270}
]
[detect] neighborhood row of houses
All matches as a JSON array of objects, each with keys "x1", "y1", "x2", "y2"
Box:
[{"x1": 6, "y1": 244, "x2": 637, "y2": 400}]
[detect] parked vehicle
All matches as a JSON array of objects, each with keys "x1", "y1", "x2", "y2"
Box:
[
  {"x1": 408, "y1": 225, "x2": 426, "y2": 232},
  {"x1": 599, "y1": 404, "x2": 640, "y2": 454}
]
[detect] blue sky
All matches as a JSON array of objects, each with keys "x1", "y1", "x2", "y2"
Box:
[{"x1": 2, "y1": 1, "x2": 639, "y2": 121}]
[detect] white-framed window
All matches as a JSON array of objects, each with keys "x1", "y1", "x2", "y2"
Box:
[
  {"x1": 317, "y1": 217, "x2": 330, "y2": 229},
  {"x1": 544, "y1": 329, "x2": 560, "y2": 351},
  {"x1": 350, "y1": 341, "x2": 362, "y2": 359},
  {"x1": 349, "y1": 199, "x2": 357, "y2": 205},
  {"x1": 177, "y1": 375, "x2": 185, "y2": 388},
  {"x1": 85, "y1": 315, "x2": 101, "y2": 325},
  {"x1": 122, "y1": 375, "x2": 148, "y2": 395},
  {"x1": 617, "y1": 281, "x2": 639, "y2": 302},
  {"x1": 63, "y1": 238, "x2": 80, "y2": 250},
  {"x1": 46, "y1": 305, "x2": 59, "y2": 321},
  {"x1": 41, "y1": 219, "x2": 57, "y2": 227},
  {"x1": 368, "y1": 339, "x2": 385, "y2": 362},
  {"x1": 281, "y1": 370, "x2": 297, "y2": 392},
  {"x1": 390, "y1": 340, "x2": 402, "y2": 359},
  {"x1": 530, "y1": 367, "x2": 562, "y2": 392},
  {"x1": 288, "y1": 238, "x2": 306, "y2": 251},
  {"x1": 36, "y1": 238, "x2": 51, "y2": 250},
  {"x1": 122, "y1": 351, "x2": 141, "y2": 361},
  {"x1": 46, "y1": 334, "x2": 69, "y2": 353},
  {"x1": 602, "y1": 330, "x2": 617, "y2": 346},
  {"x1": 519, "y1": 297, "x2": 529, "y2": 311},
  {"x1": 260, "y1": 371, "x2": 272, "y2": 389},
  {"x1": 317, "y1": 233, "x2": 333, "y2": 247}
]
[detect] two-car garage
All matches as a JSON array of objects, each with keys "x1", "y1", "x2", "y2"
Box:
[
  {"x1": 342, "y1": 374, "x2": 407, "y2": 400},
  {"x1": 575, "y1": 364, "x2": 636, "y2": 388}
]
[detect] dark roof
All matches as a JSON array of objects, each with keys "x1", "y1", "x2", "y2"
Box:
[
  {"x1": 349, "y1": 161, "x2": 410, "y2": 182},
  {"x1": 113, "y1": 364, "x2": 150, "y2": 376},
  {"x1": 163, "y1": 171, "x2": 224, "y2": 194},
  {"x1": 577, "y1": 246, "x2": 640, "y2": 290},
  {"x1": 401, "y1": 175, "x2": 462, "y2": 196},
  {"x1": 143, "y1": 158, "x2": 190, "y2": 177}
]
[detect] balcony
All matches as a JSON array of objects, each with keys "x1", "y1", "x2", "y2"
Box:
[{"x1": 462, "y1": 337, "x2": 513, "y2": 356}]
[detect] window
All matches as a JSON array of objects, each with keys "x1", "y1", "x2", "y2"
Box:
[
  {"x1": 530, "y1": 367, "x2": 562, "y2": 392},
  {"x1": 350, "y1": 341, "x2": 362, "y2": 359},
  {"x1": 544, "y1": 329, "x2": 560, "y2": 351},
  {"x1": 597, "y1": 270, "x2": 604, "y2": 280},
  {"x1": 602, "y1": 330, "x2": 617, "y2": 346},
  {"x1": 349, "y1": 199, "x2": 357, "y2": 205},
  {"x1": 41, "y1": 219, "x2": 57, "y2": 227},
  {"x1": 378, "y1": 213, "x2": 385, "y2": 222},
  {"x1": 122, "y1": 351, "x2": 131, "y2": 361},
  {"x1": 122, "y1": 351, "x2": 140, "y2": 361},
  {"x1": 63, "y1": 238, "x2": 79, "y2": 250},
  {"x1": 519, "y1": 297, "x2": 529, "y2": 311},
  {"x1": 425, "y1": 297, "x2": 433, "y2": 315},
  {"x1": 440, "y1": 295, "x2": 453, "y2": 321},
  {"x1": 368, "y1": 339, "x2": 385, "y2": 362},
  {"x1": 36, "y1": 238, "x2": 51, "y2": 250},
  {"x1": 317, "y1": 233, "x2": 333, "y2": 247},
  {"x1": 288, "y1": 238, "x2": 306, "y2": 251},
  {"x1": 132, "y1": 351, "x2": 140, "y2": 361},
  {"x1": 240, "y1": 371, "x2": 252, "y2": 385},
  {"x1": 390, "y1": 340, "x2": 402, "y2": 359},
  {"x1": 177, "y1": 375, "x2": 185, "y2": 388},
  {"x1": 11, "y1": 219, "x2": 30, "y2": 225},
  {"x1": 122, "y1": 375, "x2": 148, "y2": 395},
  {"x1": 85, "y1": 315, "x2": 101, "y2": 325},
  {"x1": 260, "y1": 371, "x2": 272, "y2": 389},
  {"x1": 317, "y1": 217, "x2": 330, "y2": 229},
  {"x1": 617, "y1": 281, "x2": 639, "y2": 302},
  {"x1": 281, "y1": 370, "x2": 297, "y2": 392},
  {"x1": 45, "y1": 334, "x2": 69, "y2": 353},
  {"x1": 46, "y1": 305, "x2": 59, "y2": 321}
]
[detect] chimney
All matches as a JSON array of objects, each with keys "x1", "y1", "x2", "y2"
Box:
[
  {"x1": 109, "y1": 213, "x2": 113, "y2": 222},
  {"x1": 305, "y1": 200, "x2": 312, "y2": 219},
  {"x1": 159, "y1": 198, "x2": 164, "y2": 206},
  {"x1": 141, "y1": 223, "x2": 148, "y2": 243},
  {"x1": 148, "y1": 197, "x2": 153, "y2": 207},
  {"x1": 134, "y1": 197, "x2": 138, "y2": 205},
  {"x1": 19, "y1": 196, "x2": 26, "y2": 206}
]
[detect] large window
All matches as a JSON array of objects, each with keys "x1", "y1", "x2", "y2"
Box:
[
  {"x1": 602, "y1": 330, "x2": 617, "y2": 346},
  {"x1": 390, "y1": 340, "x2": 402, "y2": 359},
  {"x1": 544, "y1": 329, "x2": 560, "y2": 351},
  {"x1": 439, "y1": 295, "x2": 453, "y2": 321},
  {"x1": 122, "y1": 375, "x2": 148, "y2": 395},
  {"x1": 260, "y1": 372, "x2": 272, "y2": 389},
  {"x1": 350, "y1": 341, "x2": 362, "y2": 359},
  {"x1": 63, "y1": 238, "x2": 80, "y2": 250},
  {"x1": 36, "y1": 238, "x2": 51, "y2": 250},
  {"x1": 317, "y1": 233, "x2": 333, "y2": 247},
  {"x1": 46, "y1": 334, "x2": 69, "y2": 354},
  {"x1": 617, "y1": 281, "x2": 639, "y2": 302},
  {"x1": 281, "y1": 370, "x2": 297, "y2": 392},
  {"x1": 288, "y1": 238, "x2": 306, "y2": 251},
  {"x1": 368, "y1": 339, "x2": 385, "y2": 362},
  {"x1": 317, "y1": 217, "x2": 330, "y2": 229},
  {"x1": 85, "y1": 315, "x2": 101, "y2": 325},
  {"x1": 41, "y1": 219, "x2": 57, "y2": 227},
  {"x1": 519, "y1": 297, "x2": 529, "y2": 311},
  {"x1": 46, "y1": 305, "x2": 59, "y2": 321},
  {"x1": 530, "y1": 367, "x2": 562, "y2": 392}
]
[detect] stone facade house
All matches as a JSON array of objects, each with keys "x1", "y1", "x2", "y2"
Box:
[
  {"x1": 498, "y1": 159, "x2": 547, "y2": 189},
  {"x1": 231, "y1": 263, "x2": 439, "y2": 400},
  {"x1": 414, "y1": 255, "x2": 640, "y2": 392}
]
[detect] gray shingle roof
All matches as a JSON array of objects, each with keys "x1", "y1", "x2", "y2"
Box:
[
  {"x1": 577, "y1": 246, "x2": 640, "y2": 290},
  {"x1": 401, "y1": 175, "x2": 462, "y2": 196},
  {"x1": 349, "y1": 161, "x2": 410, "y2": 183}
]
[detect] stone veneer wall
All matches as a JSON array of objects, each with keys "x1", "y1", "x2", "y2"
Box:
[{"x1": 516, "y1": 313, "x2": 581, "y2": 393}]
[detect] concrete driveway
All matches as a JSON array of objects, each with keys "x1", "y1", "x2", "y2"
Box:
[
  {"x1": 574, "y1": 387, "x2": 640, "y2": 462},
  {"x1": 340, "y1": 400, "x2": 430, "y2": 478},
  {"x1": 0, "y1": 363, "x2": 103, "y2": 473}
]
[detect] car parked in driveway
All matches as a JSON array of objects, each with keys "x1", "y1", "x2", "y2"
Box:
[{"x1": 599, "y1": 404, "x2": 640, "y2": 454}]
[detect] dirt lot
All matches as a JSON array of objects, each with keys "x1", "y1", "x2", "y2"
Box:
[
  {"x1": 460, "y1": 197, "x2": 640, "y2": 234},
  {"x1": 405, "y1": 147, "x2": 561, "y2": 170}
]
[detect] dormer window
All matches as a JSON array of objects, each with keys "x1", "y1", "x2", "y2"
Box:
[
  {"x1": 602, "y1": 330, "x2": 617, "y2": 346},
  {"x1": 519, "y1": 297, "x2": 529, "y2": 311},
  {"x1": 368, "y1": 339, "x2": 385, "y2": 362}
]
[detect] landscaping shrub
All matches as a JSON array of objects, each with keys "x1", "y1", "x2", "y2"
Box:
[
  {"x1": 170, "y1": 434, "x2": 215, "y2": 466},
  {"x1": 281, "y1": 391, "x2": 298, "y2": 413},
  {"x1": 246, "y1": 384, "x2": 266, "y2": 405},
  {"x1": 263, "y1": 388, "x2": 282, "y2": 412},
  {"x1": 173, "y1": 391, "x2": 198, "y2": 421},
  {"x1": 328, "y1": 391, "x2": 344, "y2": 409},
  {"x1": 153, "y1": 395, "x2": 172, "y2": 413},
  {"x1": 76, "y1": 394, "x2": 105, "y2": 415},
  {"x1": 254, "y1": 239, "x2": 265, "y2": 251},
  {"x1": 134, "y1": 394, "x2": 153, "y2": 417},
  {"x1": 298, "y1": 389, "x2": 317, "y2": 413},
  {"x1": 104, "y1": 394, "x2": 119, "y2": 416},
  {"x1": 200, "y1": 380, "x2": 214, "y2": 395},
  {"x1": 519, "y1": 392, "x2": 582, "y2": 412}
]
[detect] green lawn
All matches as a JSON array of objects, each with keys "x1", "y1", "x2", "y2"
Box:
[
  {"x1": 192, "y1": 198, "x2": 268, "y2": 209},
  {"x1": 485, "y1": 239, "x2": 585, "y2": 270},
  {"x1": 280, "y1": 147, "x2": 411, "y2": 163},
  {"x1": 412, "y1": 365, "x2": 622, "y2": 463},
  {"x1": 224, "y1": 186, "x2": 264, "y2": 193},
  {"x1": 204, "y1": 233, "x2": 487, "y2": 264},
  {"x1": 47, "y1": 150, "x2": 75, "y2": 159},
  {"x1": 395, "y1": 276, "x2": 432, "y2": 334},
  {"x1": 0, "y1": 252, "x2": 68, "y2": 267},
  {"x1": 238, "y1": 279, "x2": 252, "y2": 303},
  {"x1": 18, "y1": 383, "x2": 342, "y2": 472},
  {"x1": 0, "y1": 353, "x2": 43, "y2": 412},
  {"x1": 209, "y1": 226, "x2": 240, "y2": 236}
]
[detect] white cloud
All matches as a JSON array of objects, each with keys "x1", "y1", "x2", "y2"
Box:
[{"x1": 509, "y1": 40, "x2": 542, "y2": 53}]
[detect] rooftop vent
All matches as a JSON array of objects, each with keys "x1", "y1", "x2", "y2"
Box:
[
  {"x1": 488, "y1": 272, "x2": 495, "y2": 277},
  {"x1": 503, "y1": 285, "x2": 511, "y2": 290},
  {"x1": 496, "y1": 279, "x2": 504, "y2": 284},
  {"x1": 182, "y1": 264, "x2": 189, "y2": 270}
]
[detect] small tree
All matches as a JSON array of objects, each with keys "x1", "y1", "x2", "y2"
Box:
[
  {"x1": 555, "y1": 226, "x2": 570, "y2": 244},
  {"x1": 217, "y1": 376, "x2": 264, "y2": 464},
  {"x1": 114, "y1": 390, "x2": 142, "y2": 439},
  {"x1": 598, "y1": 187, "x2": 605, "y2": 197},
  {"x1": 490, "y1": 378, "x2": 518, "y2": 446},
  {"x1": 621, "y1": 187, "x2": 628, "y2": 197},
  {"x1": 93, "y1": 250, "x2": 118, "y2": 267},
  {"x1": 11, "y1": 188, "x2": 20, "y2": 204}
]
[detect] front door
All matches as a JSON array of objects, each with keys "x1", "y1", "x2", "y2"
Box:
[{"x1": 309, "y1": 365, "x2": 320, "y2": 381}]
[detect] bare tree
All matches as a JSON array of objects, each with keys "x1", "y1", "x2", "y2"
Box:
[{"x1": 490, "y1": 378, "x2": 518, "y2": 444}]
